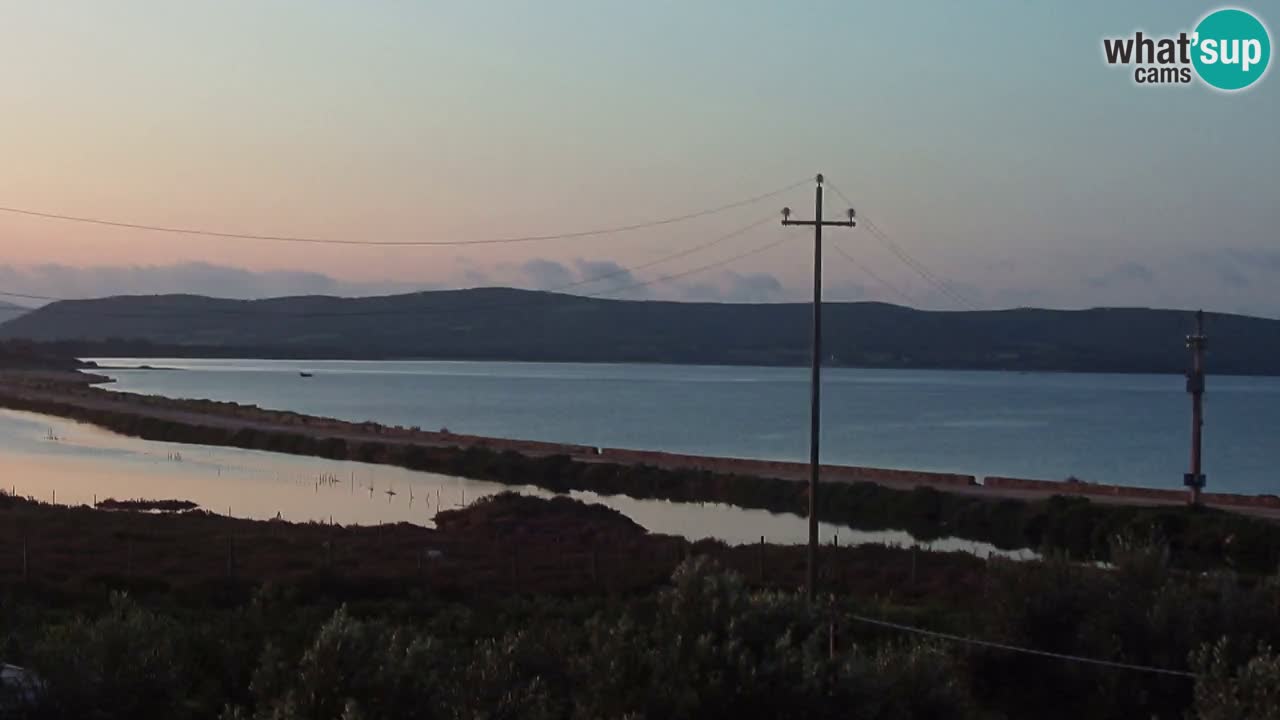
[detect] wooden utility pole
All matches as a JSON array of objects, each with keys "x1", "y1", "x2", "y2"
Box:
[
  {"x1": 1184, "y1": 310, "x2": 1208, "y2": 505},
  {"x1": 782, "y1": 173, "x2": 855, "y2": 603}
]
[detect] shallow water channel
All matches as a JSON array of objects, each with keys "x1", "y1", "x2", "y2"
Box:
[{"x1": 0, "y1": 409, "x2": 1033, "y2": 559}]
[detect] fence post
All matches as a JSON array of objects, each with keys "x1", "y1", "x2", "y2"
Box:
[
  {"x1": 910, "y1": 546, "x2": 918, "y2": 585},
  {"x1": 227, "y1": 536, "x2": 236, "y2": 578},
  {"x1": 828, "y1": 609, "x2": 837, "y2": 660},
  {"x1": 21, "y1": 533, "x2": 29, "y2": 583},
  {"x1": 591, "y1": 548, "x2": 599, "y2": 585},
  {"x1": 758, "y1": 536, "x2": 766, "y2": 583}
]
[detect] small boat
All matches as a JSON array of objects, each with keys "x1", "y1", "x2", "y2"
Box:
[{"x1": 299, "y1": 372, "x2": 314, "y2": 378}]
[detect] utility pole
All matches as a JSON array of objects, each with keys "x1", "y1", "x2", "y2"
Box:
[
  {"x1": 1184, "y1": 309, "x2": 1208, "y2": 505},
  {"x1": 782, "y1": 173, "x2": 855, "y2": 603}
]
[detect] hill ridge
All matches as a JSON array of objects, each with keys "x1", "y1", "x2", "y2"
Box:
[{"x1": 2, "y1": 287, "x2": 1276, "y2": 375}]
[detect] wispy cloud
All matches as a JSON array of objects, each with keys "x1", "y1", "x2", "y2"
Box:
[
  {"x1": 520, "y1": 259, "x2": 575, "y2": 289},
  {"x1": 1086, "y1": 261, "x2": 1155, "y2": 289},
  {"x1": 1220, "y1": 249, "x2": 1280, "y2": 273},
  {"x1": 678, "y1": 271, "x2": 786, "y2": 302},
  {"x1": 572, "y1": 259, "x2": 642, "y2": 294},
  {"x1": 0, "y1": 262, "x2": 437, "y2": 304}
]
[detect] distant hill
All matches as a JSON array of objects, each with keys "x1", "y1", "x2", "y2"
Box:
[{"x1": 0, "y1": 287, "x2": 1275, "y2": 375}]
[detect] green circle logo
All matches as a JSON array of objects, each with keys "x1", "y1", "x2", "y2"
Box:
[{"x1": 1192, "y1": 8, "x2": 1271, "y2": 91}]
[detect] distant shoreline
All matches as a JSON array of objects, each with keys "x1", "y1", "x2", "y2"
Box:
[
  {"x1": 82, "y1": 354, "x2": 1277, "y2": 380},
  {"x1": 91, "y1": 364, "x2": 183, "y2": 372}
]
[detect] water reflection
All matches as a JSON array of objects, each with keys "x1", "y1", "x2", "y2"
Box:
[{"x1": 0, "y1": 409, "x2": 1032, "y2": 559}]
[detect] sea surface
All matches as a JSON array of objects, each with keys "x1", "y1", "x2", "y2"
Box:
[
  {"x1": 88, "y1": 358, "x2": 1280, "y2": 496},
  {"x1": 0, "y1": 408, "x2": 1023, "y2": 556}
]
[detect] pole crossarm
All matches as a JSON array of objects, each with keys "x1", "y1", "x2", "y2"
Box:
[{"x1": 782, "y1": 219, "x2": 856, "y2": 228}]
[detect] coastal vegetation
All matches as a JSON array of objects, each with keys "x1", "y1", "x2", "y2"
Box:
[
  {"x1": 94, "y1": 498, "x2": 199, "y2": 512},
  {"x1": 3, "y1": 493, "x2": 1280, "y2": 718}
]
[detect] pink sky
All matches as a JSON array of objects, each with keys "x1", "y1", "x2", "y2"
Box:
[{"x1": 2, "y1": 2, "x2": 1277, "y2": 315}]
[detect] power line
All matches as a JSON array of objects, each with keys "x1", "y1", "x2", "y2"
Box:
[
  {"x1": 845, "y1": 613, "x2": 1197, "y2": 679},
  {"x1": 544, "y1": 214, "x2": 776, "y2": 293},
  {"x1": 864, "y1": 219, "x2": 977, "y2": 310},
  {"x1": 826, "y1": 182, "x2": 978, "y2": 310},
  {"x1": 829, "y1": 182, "x2": 973, "y2": 308},
  {"x1": 0, "y1": 216, "x2": 777, "y2": 320},
  {"x1": 584, "y1": 225, "x2": 790, "y2": 299},
  {"x1": 0, "y1": 178, "x2": 808, "y2": 248},
  {"x1": 829, "y1": 242, "x2": 916, "y2": 306},
  {"x1": 0, "y1": 291, "x2": 60, "y2": 303}
]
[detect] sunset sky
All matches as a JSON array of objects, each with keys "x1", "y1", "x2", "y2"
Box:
[{"x1": 1, "y1": 1, "x2": 1277, "y2": 314}]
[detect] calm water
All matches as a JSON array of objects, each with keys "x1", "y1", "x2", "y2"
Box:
[
  {"x1": 0, "y1": 408, "x2": 1024, "y2": 556},
  {"x1": 89, "y1": 359, "x2": 1280, "y2": 495}
]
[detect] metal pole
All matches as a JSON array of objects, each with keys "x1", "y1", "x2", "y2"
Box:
[
  {"x1": 807, "y1": 174, "x2": 824, "y2": 604},
  {"x1": 1185, "y1": 310, "x2": 1207, "y2": 505},
  {"x1": 780, "y1": 174, "x2": 854, "y2": 604}
]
